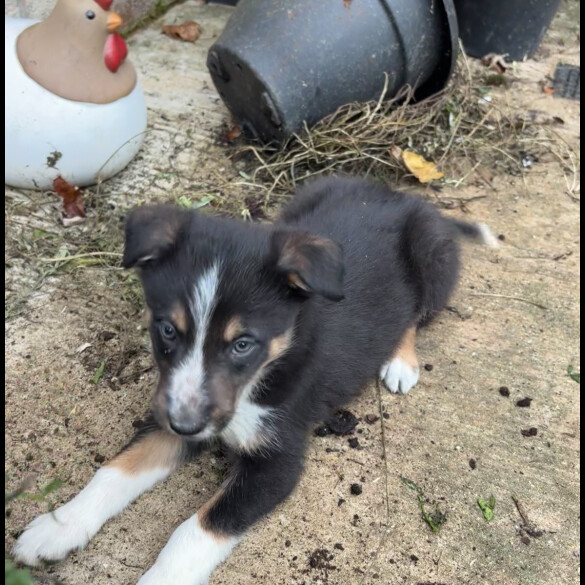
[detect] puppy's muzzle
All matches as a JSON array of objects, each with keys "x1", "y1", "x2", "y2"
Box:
[{"x1": 167, "y1": 400, "x2": 211, "y2": 437}]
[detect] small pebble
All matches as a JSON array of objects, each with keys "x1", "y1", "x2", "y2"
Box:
[
  {"x1": 94, "y1": 454, "x2": 106, "y2": 464},
  {"x1": 469, "y1": 458, "x2": 477, "y2": 470},
  {"x1": 348, "y1": 438, "x2": 360, "y2": 449},
  {"x1": 521, "y1": 536, "x2": 531, "y2": 546},
  {"x1": 334, "y1": 543, "x2": 344, "y2": 551},
  {"x1": 364, "y1": 414, "x2": 379, "y2": 425},
  {"x1": 285, "y1": 540, "x2": 291, "y2": 548},
  {"x1": 410, "y1": 554, "x2": 419, "y2": 562},
  {"x1": 350, "y1": 483, "x2": 363, "y2": 496},
  {"x1": 424, "y1": 364, "x2": 434, "y2": 371},
  {"x1": 516, "y1": 397, "x2": 533, "y2": 408},
  {"x1": 499, "y1": 386, "x2": 510, "y2": 397},
  {"x1": 382, "y1": 413, "x2": 390, "y2": 420}
]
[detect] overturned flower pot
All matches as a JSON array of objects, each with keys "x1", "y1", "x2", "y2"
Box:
[
  {"x1": 454, "y1": 0, "x2": 562, "y2": 61},
  {"x1": 207, "y1": 0, "x2": 457, "y2": 143}
]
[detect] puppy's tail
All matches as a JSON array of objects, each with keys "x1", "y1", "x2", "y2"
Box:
[{"x1": 448, "y1": 219, "x2": 500, "y2": 248}]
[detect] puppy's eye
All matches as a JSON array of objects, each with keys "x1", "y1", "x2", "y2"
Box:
[
  {"x1": 231, "y1": 337, "x2": 256, "y2": 357},
  {"x1": 85, "y1": 10, "x2": 96, "y2": 20},
  {"x1": 159, "y1": 321, "x2": 177, "y2": 342}
]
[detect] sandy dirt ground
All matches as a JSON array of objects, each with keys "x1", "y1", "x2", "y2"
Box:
[{"x1": 5, "y1": 2, "x2": 580, "y2": 585}]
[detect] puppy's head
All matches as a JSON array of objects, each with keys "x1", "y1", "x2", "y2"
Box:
[{"x1": 123, "y1": 204, "x2": 344, "y2": 440}]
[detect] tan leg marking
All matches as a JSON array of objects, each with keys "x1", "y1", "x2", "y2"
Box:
[
  {"x1": 198, "y1": 484, "x2": 232, "y2": 542},
  {"x1": 109, "y1": 431, "x2": 184, "y2": 475},
  {"x1": 392, "y1": 326, "x2": 418, "y2": 369}
]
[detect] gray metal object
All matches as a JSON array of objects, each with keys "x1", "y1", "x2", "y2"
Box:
[
  {"x1": 553, "y1": 64, "x2": 580, "y2": 101},
  {"x1": 207, "y1": 0, "x2": 458, "y2": 143}
]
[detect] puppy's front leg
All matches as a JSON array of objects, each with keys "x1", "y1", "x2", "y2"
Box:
[
  {"x1": 138, "y1": 450, "x2": 304, "y2": 585},
  {"x1": 13, "y1": 416, "x2": 190, "y2": 566}
]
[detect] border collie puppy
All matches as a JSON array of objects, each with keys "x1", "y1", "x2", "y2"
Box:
[{"x1": 14, "y1": 177, "x2": 496, "y2": 584}]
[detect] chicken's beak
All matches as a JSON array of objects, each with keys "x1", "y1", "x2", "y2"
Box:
[{"x1": 107, "y1": 13, "x2": 123, "y2": 32}]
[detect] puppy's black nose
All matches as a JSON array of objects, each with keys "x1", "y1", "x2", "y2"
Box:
[{"x1": 168, "y1": 418, "x2": 205, "y2": 436}]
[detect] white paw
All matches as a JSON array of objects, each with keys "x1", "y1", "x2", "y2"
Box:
[
  {"x1": 137, "y1": 562, "x2": 197, "y2": 585},
  {"x1": 379, "y1": 357, "x2": 420, "y2": 394},
  {"x1": 137, "y1": 515, "x2": 238, "y2": 585},
  {"x1": 12, "y1": 510, "x2": 92, "y2": 566}
]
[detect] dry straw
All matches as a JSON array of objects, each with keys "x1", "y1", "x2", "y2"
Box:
[{"x1": 234, "y1": 54, "x2": 577, "y2": 197}]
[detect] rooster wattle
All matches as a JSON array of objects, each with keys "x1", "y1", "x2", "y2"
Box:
[{"x1": 5, "y1": 0, "x2": 147, "y2": 189}]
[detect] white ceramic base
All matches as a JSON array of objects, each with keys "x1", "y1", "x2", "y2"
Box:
[{"x1": 5, "y1": 18, "x2": 147, "y2": 190}]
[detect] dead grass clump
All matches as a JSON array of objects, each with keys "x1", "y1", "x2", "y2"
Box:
[{"x1": 235, "y1": 55, "x2": 576, "y2": 195}]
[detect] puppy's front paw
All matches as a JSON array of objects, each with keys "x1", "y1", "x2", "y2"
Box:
[
  {"x1": 13, "y1": 510, "x2": 92, "y2": 566},
  {"x1": 137, "y1": 515, "x2": 238, "y2": 585},
  {"x1": 379, "y1": 357, "x2": 420, "y2": 394}
]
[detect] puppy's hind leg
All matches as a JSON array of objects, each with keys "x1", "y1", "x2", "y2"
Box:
[
  {"x1": 379, "y1": 326, "x2": 420, "y2": 395},
  {"x1": 13, "y1": 414, "x2": 194, "y2": 567}
]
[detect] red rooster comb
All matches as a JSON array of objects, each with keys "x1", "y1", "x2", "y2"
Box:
[{"x1": 94, "y1": 0, "x2": 113, "y2": 11}]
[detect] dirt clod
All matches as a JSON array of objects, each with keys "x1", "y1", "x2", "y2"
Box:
[
  {"x1": 521, "y1": 427, "x2": 539, "y2": 437},
  {"x1": 326, "y1": 409, "x2": 359, "y2": 435},
  {"x1": 348, "y1": 437, "x2": 360, "y2": 449},
  {"x1": 307, "y1": 548, "x2": 336, "y2": 572},
  {"x1": 350, "y1": 483, "x2": 363, "y2": 496}
]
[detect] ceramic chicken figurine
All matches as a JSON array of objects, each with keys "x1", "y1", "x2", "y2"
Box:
[{"x1": 5, "y1": 0, "x2": 147, "y2": 189}]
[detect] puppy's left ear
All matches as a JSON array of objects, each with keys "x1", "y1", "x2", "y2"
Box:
[
  {"x1": 122, "y1": 205, "x2": 188, "y2": 268},
  {"x1": 271, "y1": 230, "x2": 344, "y2": 301}
]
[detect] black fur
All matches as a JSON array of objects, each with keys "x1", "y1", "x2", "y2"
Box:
[{"x1": 124, "y1": 176, "x2": 483, "y2": 539}]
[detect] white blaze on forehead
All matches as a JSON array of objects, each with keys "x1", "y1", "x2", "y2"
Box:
[{"x1": 168, "y1": 262, "x2": 221, "y2": 409}]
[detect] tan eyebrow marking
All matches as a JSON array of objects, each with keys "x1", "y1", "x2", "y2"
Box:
[
  {"x1": 268, "y1": 329, "x2": 293, "y2": 362},
  {"x1": 171, "y1": 301, "x2": 189, "y2": 334},
  {"x1": 223, "y1": 316, "x2": 245, "y2": 342}
]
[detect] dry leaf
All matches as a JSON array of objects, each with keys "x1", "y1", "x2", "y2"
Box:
[
  {"x1": 75, "y1": 342, "x2": 93, "y2": 354},
  {"x1": 401, "y1": 151, "x2": 444, "y2": 183},
  {"x1": 481, "y1": 53, "x2": 509, "y2": 74},
  {"x1": 224, "y1": 125, "x2": 242, "y2": 142},
  {"x1": 162, "y1": 21, "x2": 201, "y2": 43},
  {"x1": 53, "y1": 176, "x2": 85, "y2": 226}
]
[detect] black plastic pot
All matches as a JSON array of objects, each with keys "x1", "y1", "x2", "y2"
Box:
[
  {"x1": 454, "y1": 0, "x2": 562, "y2": 61},
  {"x1": 207, "y1": 0, "x2": 458, "y2": 143}
]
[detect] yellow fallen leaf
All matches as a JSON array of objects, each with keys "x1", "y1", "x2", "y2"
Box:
[{"x1": 402, "y1": 150, "x2": 444, "y2": 183}]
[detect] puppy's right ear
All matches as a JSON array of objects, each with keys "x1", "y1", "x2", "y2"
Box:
[{"x1": 122, "y1": 205, "x2": 188, "y2": 268}]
